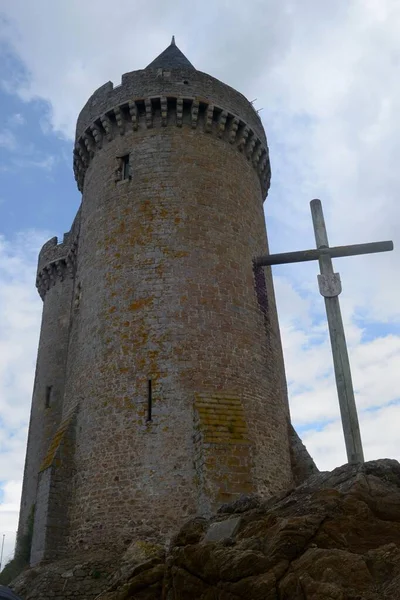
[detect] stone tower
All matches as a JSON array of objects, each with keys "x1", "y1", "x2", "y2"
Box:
[{"x1": 17, "y1": 39, "x2": 313, "y2": 566}]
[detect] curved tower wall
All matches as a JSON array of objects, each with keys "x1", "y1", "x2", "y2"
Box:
[
  {"x1": 16, "y1": 234, "x2": 76, "y2": 549},
  {"x1": 62, "y1": 64, "x2": 294, "y2": 554}
]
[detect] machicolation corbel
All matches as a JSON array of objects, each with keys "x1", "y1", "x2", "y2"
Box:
[{"x1": 73, "y1": 96, "x2": 271, "y2": 197}]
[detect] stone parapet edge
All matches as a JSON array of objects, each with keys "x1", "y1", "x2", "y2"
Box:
[
  {"x1": 35, "y1": 242, "x2": 77, "y2": 300},
  {"x1": 73, "y1": 96, "x2": 271, "y2": 197},
  {"x1": 36, "y1": 209, "x2": 81, "y2": 300}
]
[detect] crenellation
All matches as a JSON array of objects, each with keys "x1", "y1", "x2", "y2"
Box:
[
  {"x1": 76, "y1": 67, "x2": 266, "y2": 142},
  {"x1": 37, "y1": 259, "x2": 68, "y2": 299},
  {"x1": 73, "y1": 95, "x2": 271, "y2": 197},
  {"x1": 36, "y1": 214, "x2": 80, "y2": 299}
]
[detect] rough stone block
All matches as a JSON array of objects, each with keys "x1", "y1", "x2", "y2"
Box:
[{"x1": 204, "y1": 517, "x2": 241, "y2": 542}]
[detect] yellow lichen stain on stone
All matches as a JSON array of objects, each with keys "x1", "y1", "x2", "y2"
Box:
[
  {"x1": 194, "y1": 395, "x2": 250, "y2": 444},
  {"x1": 128, "y1": 298, "x2": 153, "y2": 311},
  {"x1": 40, "y1": 412, "x2": 76, "y2": 472}
]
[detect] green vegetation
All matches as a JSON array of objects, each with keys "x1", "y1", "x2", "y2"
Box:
[{"x1": 0, "y1": 505, "x2": 35, "y2": 585}]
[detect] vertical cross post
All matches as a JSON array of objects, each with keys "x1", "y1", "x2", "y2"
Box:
[{"x1": 310, "y1": 199, "x2": 364, "y2": 463}]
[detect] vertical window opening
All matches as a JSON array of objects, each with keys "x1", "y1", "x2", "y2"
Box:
[
  {"x1": 45, "y1": 385, "x2": 53, "y2": 408},
  {"x1": 147, "y1": 379, "x2": 152, "y2": 422},
  {"x1": 122, "y1": 154, "x2": 130, "y2": 180}
]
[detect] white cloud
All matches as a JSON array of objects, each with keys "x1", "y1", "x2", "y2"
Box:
[
  {"x1": 11, "y1": 154, "x2": 57, "y2": 172},
  {"x1": 0, "y1": 130, "x2": 17, "y2": 151},
  {"x1": 302, "y1": 402, "x2": 400, "y2": 472},
  {"x1": 0, "y1": 120, "x2": 57, "y2": 172},
  {"x1": 0, "y1": 232, "x2": 45, "y2": 559},
  {"x1": 275, "y1": 274, "x2": 400, "y2": 470},
  {"x1": 0, "y1": 481, "x2": 22, "y2": 568},
  {"x1": 7, "y1": 113, "x2": 25, "y2": 127}
]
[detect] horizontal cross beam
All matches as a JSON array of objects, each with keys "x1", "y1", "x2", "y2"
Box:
[{"x1": 254, "y1": 240, "x2": 393, "y2": 267}]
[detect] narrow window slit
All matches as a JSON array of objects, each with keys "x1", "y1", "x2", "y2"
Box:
[
  {"x1": 122, "y1": 154, "x2": 130, "y2": 180},
  {"x1": 147, "y1": 379, "x2": 152, "y2": 422},
  {"x1": 45, "y1": 385, "x2": 53, "y2": 408}
]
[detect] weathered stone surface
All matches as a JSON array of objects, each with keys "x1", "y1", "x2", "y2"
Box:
[
  {"x1": 204, "y1": 517, "x2": 242, "y2": 542},
  {"x1": 171, "y1": 517, "x2": 208, "y2": 547},
  {"x1": 12, "y1": 459, "x2": 400, "y2": 599},
  {"x1": 11, "y1": 553, "x2": 117, "y2": 600},
  {"x1": 160, "y1": 459, "x2": 400, "y2": 600}
]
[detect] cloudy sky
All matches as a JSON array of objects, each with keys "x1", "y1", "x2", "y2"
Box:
[{"x1": 0, "y1": 0, "x2": 399, "y2": 565}]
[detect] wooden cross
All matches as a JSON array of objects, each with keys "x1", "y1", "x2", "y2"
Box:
[{"x1": 255, "y1": 199, "x2": 394, "y2": 464}]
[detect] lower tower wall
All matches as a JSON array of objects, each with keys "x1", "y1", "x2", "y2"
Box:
[
  {"x1": 16, "y1": 255, "x2": 74, "y2": 557},
  {"x1": 61, "y1": 120, "x2": 294, "y2": 556}
]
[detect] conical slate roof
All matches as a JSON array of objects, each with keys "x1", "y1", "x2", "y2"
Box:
[{"x1": 146, "y1": 36, "x2": 195, "y2": 70}]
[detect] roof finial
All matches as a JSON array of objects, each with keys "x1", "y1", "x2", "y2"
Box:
[{"x1": 171, "y1": 35, "x2": 176, "y2": 46}]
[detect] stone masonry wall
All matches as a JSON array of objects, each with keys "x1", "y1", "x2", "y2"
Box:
[
  {"x1": 75, "y1": 66, "x2": 266, "y2": 144},
  {"x1": 73, "y1": 69, "x2": 270, "y2": 196},
  {"x1": 16, "y1": 276, "x2": 74, "y2": 552},
  {"x1": 17, "y1": 214, "x2": 80, "y2": 556},
  {"x1": 193, "y1": 394, "x2": 254, "y2": 514},
  {"x1": 30, "y1": 407, "x2": 77, "y2": 565},
  {"x1": 17, "y1": 58, "x2": 307, "y2": 570},
  {"x1": 289, "y1": 423, "x2": 319, "y2": 485},
  {"x1": 60, "y1": 83, "x2": 294, "y2": 558}
]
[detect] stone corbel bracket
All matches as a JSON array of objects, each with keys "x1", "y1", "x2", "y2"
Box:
[
  {"x1": 36, "y1": 239, "x2": 78, "y2": 300},
  {"x1": 73, "y1": 96, "x2": 271, "y2": 196}
]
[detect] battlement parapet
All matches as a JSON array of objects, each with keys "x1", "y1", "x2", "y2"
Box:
[
  {"x1": 74, "y1": 94, "x2": 270, "y2": 196},
  {"x1": 74, "y1": 67, "x2": 270, "y2": 197},
  {"x1": 36, "y1": 207, "x2": 81, "y2": 300},
  {"x1": 76, "y1": 68, "x2": 265, "y2": 141}
]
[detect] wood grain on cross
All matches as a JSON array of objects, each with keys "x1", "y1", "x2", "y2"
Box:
[{"x1": 255, "y1": 199, "x2": 394, "y2": 464}]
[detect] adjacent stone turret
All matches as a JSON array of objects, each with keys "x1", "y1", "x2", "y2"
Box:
[{"x1": 17, "y1": 40, "x2": 315, "y2": 571}]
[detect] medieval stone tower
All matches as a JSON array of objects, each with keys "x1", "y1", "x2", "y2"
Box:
[{"x1": 17, "y1": 39, "x2": 312, "y2": 567}]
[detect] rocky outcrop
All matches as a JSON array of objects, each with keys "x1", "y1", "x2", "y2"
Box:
[{"x1": 11, "y1": 459, "x2": 400, "y2": 599}]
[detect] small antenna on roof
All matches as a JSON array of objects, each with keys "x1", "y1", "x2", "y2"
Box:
[{"x1": 171, "y1": 35, "x2": 176, "y2": 46}]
